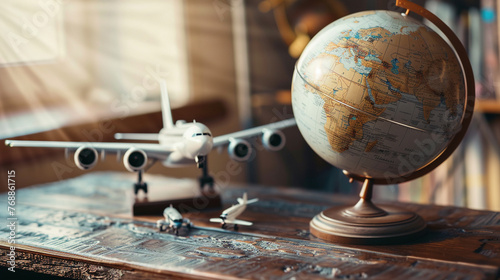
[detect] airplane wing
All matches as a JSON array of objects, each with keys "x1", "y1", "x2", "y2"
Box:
[
  {"x1": 209, "y1": 218, "x2": 253, "y2": 226},
  {"x1": 228, "y1": 219, "x2": 253, "y2": 226},
  {"x1": 237, "y1": 198, "x2": 258, "y2": 204},
  {"x1": 209, "y1": 218, "x2": 224, "y2": 223},
  {"x1": 5, "y1": 140, "x2": 174, "y2": 155},
  {"x1": 246, "y1": 198, "x2": 259, "y2": 205},
  {"x1": 114, "y1": 133, "x2": 159, "y2": 141},
  {"x1": 212, "y1": 118, "x2": 296, "y2": 147}
]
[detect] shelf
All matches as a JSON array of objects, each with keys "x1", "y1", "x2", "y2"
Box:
[{"x1": 475, "y1": 100, "x2": 500, "y2": 114}]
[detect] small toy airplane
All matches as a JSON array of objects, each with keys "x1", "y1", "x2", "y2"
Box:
[
  {"x1": 5, "y1": 79, "x2": 296, "y2": 194},
  {"x1": 210, "y1": 192, "x2": 258, "y2": 229},
  {"x1": 156, "y1": 205, "x2": 192, "y2": 235}
]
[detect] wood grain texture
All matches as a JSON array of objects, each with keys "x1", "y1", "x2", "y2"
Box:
[{"x1": 0, "y1": 172, "x2": 499, "y2": 279}]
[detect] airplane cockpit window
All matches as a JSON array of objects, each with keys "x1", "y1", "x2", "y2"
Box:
[{"x1": 192, "y1": 133, "x2": 212, "y2": 137}]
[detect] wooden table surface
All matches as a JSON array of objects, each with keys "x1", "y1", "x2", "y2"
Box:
[{"x1": 1, "y1": 172, "x2": 499, "y2": 279}]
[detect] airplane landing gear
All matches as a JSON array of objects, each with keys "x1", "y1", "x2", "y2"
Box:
[
  {"x1": 134, "y1": 170, "x2": 148, "y2": 195},
  {"x1": 196, "y1": 156, "x2": 214, "y2": 190}
]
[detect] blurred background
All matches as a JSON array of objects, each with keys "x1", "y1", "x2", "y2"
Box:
[{"x1": 1, "y1": 0, "x2": 499, "y2": 210}]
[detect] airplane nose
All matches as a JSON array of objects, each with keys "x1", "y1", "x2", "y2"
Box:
[
  {"x1": 187, "y1": 136, "x2": 213, "y2": 158},
  {"x1": 197, "y1": 137, "x2": 213, "y2": 154}
]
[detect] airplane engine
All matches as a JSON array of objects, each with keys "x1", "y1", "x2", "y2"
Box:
[
  {"x1": 123, "y1": 148, "x2": 148, "y2": 172},
  {"x1": 74, "y1": 146, "x2": 98, "y2": 170},
  {"x1": 228, "y1": 139, "x2": 252, "y2": 162},
  {"x1": 262, "y1": 129, "x2": 286, "y2": 151}
]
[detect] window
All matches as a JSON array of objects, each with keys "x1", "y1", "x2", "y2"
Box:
[{"x1": 0, "y1": 0, "x2": 189, "y2": 138}]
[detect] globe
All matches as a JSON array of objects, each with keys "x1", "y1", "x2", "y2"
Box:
[
  {"x1": 293, "y1": 1, "x2": 475, "y2": 244},
  {"x1": 292, "y1": 10, "x2": 472, "y2": 184}
]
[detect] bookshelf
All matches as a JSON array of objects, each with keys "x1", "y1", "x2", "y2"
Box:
[
  {"x1": 249, "y1": 0, "x2": 500, "y2": 210},
  {"x1": 475, "y1": 100, "x2": 500, "y2": 113}
]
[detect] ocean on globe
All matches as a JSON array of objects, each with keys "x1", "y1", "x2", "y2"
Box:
[{"x1": 291, "y1": 10, "x2": 466, "y2": 182}]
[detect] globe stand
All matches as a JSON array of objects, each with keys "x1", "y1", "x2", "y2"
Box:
[{"x1": 310, "y1": 176, "x2": 426, "y2": 245}]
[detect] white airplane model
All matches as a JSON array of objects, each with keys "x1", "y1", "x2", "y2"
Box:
[
  {"x1": 210, "y1": 192, "x2": 258, "y2": 229},
  {"x1": 5, "y1": 79, "x2": 296, "y2": 194},
  {"x1": 156, "y1": 205, "x2": 192, "y2": 235}
]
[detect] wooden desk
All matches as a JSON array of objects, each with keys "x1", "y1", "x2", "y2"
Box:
[{"x1": 1, "y1": 172, "x2": 499, "y2": 279}]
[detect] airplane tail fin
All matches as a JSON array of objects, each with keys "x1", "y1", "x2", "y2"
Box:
[
  {"x1": 237, "y1": 193, "x2": 258, "y2": 205},
  {"x1": 160, "y1": 79, "x2": 175, "y2": 130},
  {"x1": 237, "y1": 193, "x2": 248, "y2": 204}
]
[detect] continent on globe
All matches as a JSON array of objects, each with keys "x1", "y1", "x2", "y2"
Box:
[{"x1": 365, "y1": 140, "x2": 378, "y2": 153}]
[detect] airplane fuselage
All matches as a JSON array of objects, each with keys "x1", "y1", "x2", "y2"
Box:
[
  {"x1": 164, "y1": 207, "x2": 184, "y2": 229},
  {"x1": 221, "y1": 204, "x2": 247, "y2": 222},
  {"x1": 158, "y1": 205, "x2": 192, "y2": 233},
  {"x1": 159, "y1": 122, "x2": 213, "y2": 167}
]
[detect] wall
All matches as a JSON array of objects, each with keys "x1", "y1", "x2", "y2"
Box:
[{"x1": 0, "y1": 0, "x2": 247, "y2": 191}]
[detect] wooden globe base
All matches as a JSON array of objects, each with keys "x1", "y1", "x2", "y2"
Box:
[{"x1": 310, "y1": 178, "x2": 426, "y2": 245}]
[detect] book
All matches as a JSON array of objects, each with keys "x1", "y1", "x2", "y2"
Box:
[
  {"x1": 453, "y1": 143, "x2": 466, "y2": 207},
  {"x1": 464, "y1": 127, "x2": 487, "y2": 210},
  {"x1": 486, "y1": 118, "x2": 500, "y2": 210},
  {"x1": 482, "y1": 0, "x2": 500, "y2": 99}
]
